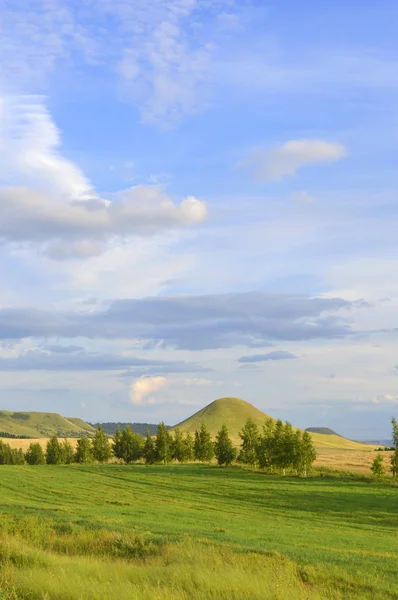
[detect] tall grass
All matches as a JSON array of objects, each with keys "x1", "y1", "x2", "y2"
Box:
[{"x1": 1, "y1": 464, "x2": 397, "y2": 599}]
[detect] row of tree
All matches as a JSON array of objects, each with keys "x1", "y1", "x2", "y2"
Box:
[{"x1": 1, "y1": 419, "x2": 317, "y2": 475}]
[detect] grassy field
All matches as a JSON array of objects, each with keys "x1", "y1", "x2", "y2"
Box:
[{"x1": 0, "y1": 464, "x2": 397, "y2": 600}]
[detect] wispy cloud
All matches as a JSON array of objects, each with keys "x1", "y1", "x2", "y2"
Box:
[
  {"x1": 238, "y1": 351, "x2": 298, "y2": 363},
  {"x1": 0, "y1": 291, "x2": 356, "y2": 349},
  {"x1": 1, "y1": 1, "x2": 241, "y2": 125},
  {"x1": 239, "y1": 140, "x2": 347, "y2": 182}
]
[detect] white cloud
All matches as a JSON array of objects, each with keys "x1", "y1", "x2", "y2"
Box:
[
  {"x1": 0, "y1": 96, "x2": 207, "y2": 258},
  {"x1": 240, "y1": 140, "x2": 347, "y2": 181},
  {"x1": 0, "y1": 1, "x2": 239, "y2": 126},
  {"x1": 0, "y1": 95, "x2": 94, "y2": 200},
  {"x1": 130, "y1": 376, "x2": 168, "y2": 404},
  {"x1": 129, "y1": 375, "x2": 222, "y2": 404}
]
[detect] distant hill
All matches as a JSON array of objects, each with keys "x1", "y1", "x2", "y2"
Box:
[
  {"x1": 306, "y1": 427, "x2": 340, "y2": 436},
  {"x1": 174, "y1": 397, "x2": 271, "y2": 438},
  {"x1": 0, "y1": 411, "x2": 94, "y2": 438},
  {"x1": 360, "y1": 439, "x2": 393, "y2": 448},
  {"x1": 173, "y1": 397, "x2": 376, "y2": 451},
  {"x1": 90, "y1": 422, "x2": 170, "y2": 437}
]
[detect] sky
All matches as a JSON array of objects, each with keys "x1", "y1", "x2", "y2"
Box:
[{"x1": 0, "y1": 0, "x2": 397, "y2": 439}]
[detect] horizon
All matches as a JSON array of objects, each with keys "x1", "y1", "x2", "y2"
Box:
[{"x1": 1, "y1": 1, "x2": 397, "y2": 440}]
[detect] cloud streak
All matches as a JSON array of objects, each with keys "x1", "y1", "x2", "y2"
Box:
[
  {"x1": 238, "y1": 351, "x2": 298, "y2": 363},
  {"x1": 0, "y1": 291, "x2": 356, "y2": 350},
  {"x1": 0, "y1": 348, "x2": 208, "y2": 373},
  {"x1": 240, "y1": 140, "x2": 347, "y2": 181}
]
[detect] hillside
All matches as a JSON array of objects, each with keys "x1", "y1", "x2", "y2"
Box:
[
  {"x1": 306, "y1": 427, "x2": 340, "y2": 436},
  {"x1": 67, "y1": 418, "x2": 96, "y2": 433},
  {"x1": 174, "y1": 397, "x2": 376, "y2": 451},
  {"x1": 0, "y1": 411, "x2": 94, "y2": 438},
  {"x1": 174, "y1": 397, "x2": 271, "y2": 438}
]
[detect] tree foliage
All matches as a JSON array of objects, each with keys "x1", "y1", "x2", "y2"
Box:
[
  {"x1": 143, "y1": 429, "x2": 156, "y2": 464},
  {"x1": 120, "y1": 426, "x2": 144, "y2": 463},
  {"x1": 0, "y1": 440, "x2": 25, "y2": 465},
  {"x1": 238, "y1": 418, "x2": 259, "y2": 467},
  {"x1": 92, "y1": 426, "x2": 112, "y2": 463},
  {"x1": 194, "y1": 424, "x2": 214, "y2": 462},
  {"x1": 155, "y1": 422, "x2": 172, "y2": 464},
  {"x1": 371, "y1": 454, "x2": 385, "y2": 478},
  {"x1": 25, "y1": 443, "x2": 45, "y2": 465},
  {"x1": 214, "y1": 425, "x2": 236, "y2": 466},
  {"x1": 46, "y1": 437, "x2": 63, "y2": 465},
  {"x1": 61, "y1": 439, "x2": 75, "y2": 464},
  {"x1": 74, "y1": 437, "x2": 93, "y2": 464}
]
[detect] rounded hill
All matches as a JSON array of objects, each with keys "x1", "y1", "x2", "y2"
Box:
[
  {"x1": 173, "y1": 397, "x2": 272, "y2": 439},
  {"x1": 173, "y1": 397, "x2": 377, "y2": 451}
]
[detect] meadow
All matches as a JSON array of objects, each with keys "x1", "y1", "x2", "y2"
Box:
[{"x1": 1, "y1": 464, "x2": 397, "y2": 599}]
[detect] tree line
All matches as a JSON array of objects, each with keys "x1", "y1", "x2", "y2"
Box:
[{"x1": 1, "y1": 418, "x2": 318, "y2": 476}]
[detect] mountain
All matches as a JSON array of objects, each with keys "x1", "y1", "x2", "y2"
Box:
[
  {"x1": 174, "y1": 397, "x2": 271, "y2": 438},
  {"x1": 306, "y1": 427, "x2": 340, "y2": 436},
  {"x1": 173, "y1": 397, "x2": 376, "y2": 451},
  {"x1": 0, "y1": 411, "x2": 94, "y2": 438}
]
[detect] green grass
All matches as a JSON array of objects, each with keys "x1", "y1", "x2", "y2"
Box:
[
  {"x1": 0, "y1": 464, "x2": 397, "y2": 599},
  {"x1": 0, "y1": 411, "x2": 94, "y2": 438}
]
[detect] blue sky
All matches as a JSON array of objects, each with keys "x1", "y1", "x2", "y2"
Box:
[{"x1": 0, "y1": 0, "x2": 397, "y2": 438}]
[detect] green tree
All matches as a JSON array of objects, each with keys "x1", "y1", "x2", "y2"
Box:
[
  {"x1": 171, "y1": 427, "x2": 185, "y2": 462},
  {"x1": 0, "y1": 440, "x2": 12, "y2": 464},
  {"x1": 13, "y1": 448, "x2": 25, "y2": 465},
  {"x1": 300, "y1": 431, "x2": 317, "y2": 477},
  {"x1": 61, "y1": 439, "x2": 74, "y2": 464},
  {"x1": 280, "y1": 422, "x2": 296, "y2": 475},
  {"x1": 46, "y1": 437, "x2": 63, "y2": 464},
  {"x1": 271, "y1": 420, "x2": 285, "y2": 471},
  {"x1": 390, "y1": 449, "x2": 398, "y2": 478},
  {"x1": 256, "y1": 418, "x2": 274, "y2": 470},
  {"x1": 74, "y1": 437, "x2": 93, "y2": 464},
  {"x1": 182, "y1": 432, "x2": 194, "y2": 462},
  {"x1": 25, "y1": 442, "x2": 45, "y2": 465},
  {"x1": 194, "y1": 424, "x2": 214, "y2": 462},
  {"x1": 143, "y1": 429, "x2": 156, "y2": 464},
  {"x1": 238, "y1": 417, "x2": 259, "y2": 467},
  {"x1": 214, "y1": 425, "x2": 236, "y2": 466},
  {"x1": 292, "y1": 429, "x2": 303, "y2": 474},
  {"x1": 112, "y1": 425, "x2": 123, "y2": 460},
  {"x1": 391, "y1": 417, "x2": 398, "y2": 448},
  {"x1": 92, "y1": 426, "x2": 112, "y2": 463},
  {"x1": 389, "y1": 418, "x2": 398, "y2": 478},
  {"x1": 194, "y1": 429, "x2": 201, "y2": 461},
  {"x1": 120, "y1": 426, "x2": 144, "y2": 463},
  {"x1": 371, "y1": 454, "x2": 385, "y2": 478},
  {"x1": 155, "y1": 422, "x2": 172, "y2": 464}
]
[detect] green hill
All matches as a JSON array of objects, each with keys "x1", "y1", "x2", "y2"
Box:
[
  {"x1": 174, "y1": 397, "x2": 272, "y2": 438},
  {"x1": 174, "y1": 397, "x2": 375, "y2": 451},
  {"x1": 0, "y1": 411, "x2": 94, "y2": 438}
]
